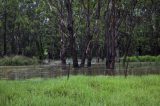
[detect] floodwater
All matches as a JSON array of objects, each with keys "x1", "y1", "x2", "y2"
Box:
[{"x1": 0, "y1": 62, "x2": 159, "y2": 80}]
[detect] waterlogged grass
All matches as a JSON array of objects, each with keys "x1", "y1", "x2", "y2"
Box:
[{"x1": 0, "y1": 75, "x2": 160, "y2": 106}]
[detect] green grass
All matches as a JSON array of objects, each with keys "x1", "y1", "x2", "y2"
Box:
[{"x1": 0, "y1": 75, "x2": 160, "y2": 106}]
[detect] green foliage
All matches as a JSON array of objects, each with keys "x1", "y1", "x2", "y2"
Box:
[
  {"x1": 0, "y1": 75, "x2": 160, "y2": 106},
  {"x1": 156, "y1": 55, "x2": 160, "y2": 62},
  {"x1": 127, "y1": 56, "x2": 139, "y2": 62},
  {"x1": 0, "y1": 0, "x2": 159, "y2": 59},
  {"x1": 127, "y1": 55, "x2": 160, "y2": 62},
  {"x1": 0, "y1": 56, "x2": 38, "y2": 66}
]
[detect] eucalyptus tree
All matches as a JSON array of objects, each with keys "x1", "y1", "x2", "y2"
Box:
[
  {"x1": 104, "y1": 0, "x2": 139, "y2": 75},
  {"x1": 64, "y1": 0, "x2": 79, "y2": 67},
  {"x1": 104, "y1": 0, "x2": 121, "y2": 75},
  {"x1": 80, "y1": 0, "x2": 102, "y2": 67},
  {"x1": 80, "y1": 0, "x2": 93, "y2": 67},
  {"x1": 94, "y1": 0, "x2": 102, "y2": 63},
  {"x1": 47, "y1": 0, "x2": 68, "y2": 66}
]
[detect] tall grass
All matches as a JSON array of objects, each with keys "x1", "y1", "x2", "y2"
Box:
[
  {"x1": 0, "y1": 56, "x2": 38, "y2": 66},
  {"x1": 0, "y1": 75, "x2": 160, "y2": 106}
]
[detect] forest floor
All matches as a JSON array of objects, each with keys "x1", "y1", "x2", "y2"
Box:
[{"x1": 0, "y1": 75, "x2": 160, "y2": 106}]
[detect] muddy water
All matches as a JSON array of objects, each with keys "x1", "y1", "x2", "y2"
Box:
[{"x1": 0, "y1": 62, "x2": 159, "y2": 80}]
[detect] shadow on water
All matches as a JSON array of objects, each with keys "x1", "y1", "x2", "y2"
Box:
[{"x1": 0, "y1": 62, "x2": 160, "y2": 80}]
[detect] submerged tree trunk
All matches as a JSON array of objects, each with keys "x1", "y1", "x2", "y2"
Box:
[
  {"x1": 95, "y1": 0, "x2": 101, "y2": 63},
  {"x1": 123, "y1": 0, "x2": 137, "y2": 77},
  {"x1": 65, "y1": 0, "x2": 79, "y2": 68},
  {"x1": 105, "y1": 0, "x2": 122, "y2": 75},
  {"x1": 80, "y1": 0, "x2": 91, "y2": 67},
  {"x1": 105, "y1": 0, "x2": 116, "y2": 75},
  {"x1": 59, "y1": 1, "x2": 66, "y2": 67},
  {"x1": 80, "y1": 52, "x2": 86, "y2": 67},
  {"x1": 85, "y1": 0, "x2": 92, "y2": 67}
]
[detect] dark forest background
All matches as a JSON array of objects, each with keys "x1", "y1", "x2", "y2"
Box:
[{"x1": 0, "y1": 0, "x2": 159, "y2": 70}]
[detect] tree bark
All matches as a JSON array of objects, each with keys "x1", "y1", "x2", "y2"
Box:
[
  {"x1": 65, "y1": 0, "x2": 79, "y2": 68},
  {"x1": 3, "y1": 1, "x2": 7, "y2": 56},
  {"x1": 60, "y1": 33, "x2": 66, "y2": 67},
  {"x1": 10, "y1": 26, "x2": 16, "y2": 55},
  {"x1": 80, "y1": 0, "x2": 98, "y2": 67},
  {"x1": 59, "y1": 1, "x2": 66, "y2": 67},
  {"x1": 95, "y1": 0, "x2": 101, "y2": 63},
  {"x1": 123, "y1": 0, "x2": 137, "y2": 77},
  {"x1": 105, "y1": 0, "x2": 116, "y2": 75}
]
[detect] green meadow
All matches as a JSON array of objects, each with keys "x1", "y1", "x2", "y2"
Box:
[{"x1": 0, "y1": 75, "x2": 160, "y2": 106}]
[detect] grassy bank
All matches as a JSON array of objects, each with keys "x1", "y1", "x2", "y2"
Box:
[{"x1": 0, "y1": 75, "x2": 160, "y2": 106}]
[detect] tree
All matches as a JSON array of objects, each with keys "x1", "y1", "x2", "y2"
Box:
[
  {"x1": 65, "y1": 0, "x2": 79, "y2": 68},
  {"x1": 105, "y1": 0, "x2": 120, "y2": 75}
]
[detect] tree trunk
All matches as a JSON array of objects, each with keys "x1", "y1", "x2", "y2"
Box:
[
  {"x1": 60, "y1": 32, "x2": 66, "y2": 66},
  {"x1": 59, "y1": 1, "x2": 66, "y2": 67},
  {"x1": 17, "y1": 24, "x2": 23, "y2": 55},
  {"x1": 80, "y1": 52, "x2": 86, "y2": 67},
  {"x1": 11, "y1": 28, "x2": 16, "y2": 55},
  {"x1": 80, "y1": 0, "x2": 93, "y2": 67},
  {"x1": 86, "y1": 0, "x2": 92, "y2": 67},
  {"x1": 65, "y1": 0, "x2": 79, "y2": 68},
  {"x1": 95, "y1": 0, "x2": 101, "y2": 63},
  {"x1": 3, "y1": 3, "x2": 7, "y2": 56},
  {"x1": 123, "y1": 0, "x2": 137, "y2": 77},
  {"x1": 87, "y1": 46, "x2": 92, "y2": 67},
  {"x1": 105, "y1": 0, "x2": 116, "y2": 75}
]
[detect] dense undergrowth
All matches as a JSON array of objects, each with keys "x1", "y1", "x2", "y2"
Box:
[
  {"x1": 0, "y1": 75, "x2": 160, "y2": 106},
  {"x1": 126, "y1": 55, "x2": 160, "y2": 62},
  {"x1": 0, "y1": 56, "x2": 38, "y2": 66}
]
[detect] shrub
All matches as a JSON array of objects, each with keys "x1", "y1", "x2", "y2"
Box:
[
  {"x1": 127, "y1": 56, "x2": 139, "y2": 62},
  {"x1": 126, "y1": 55, "x2": 160, "y2": 62},
  {"x1": 0, "y1": 56, "x2": 38, "y2": 66},
  {"x1": 156, "y1": 55, "x2": 160, "y2": 62}
]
